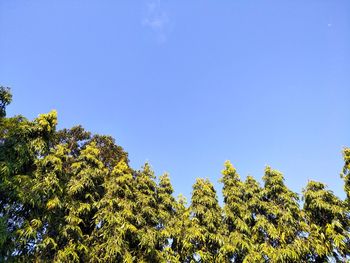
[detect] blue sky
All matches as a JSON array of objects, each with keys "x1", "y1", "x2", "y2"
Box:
[{"x1": 0, "y1": 0, "x2": 349, "y2": 201}]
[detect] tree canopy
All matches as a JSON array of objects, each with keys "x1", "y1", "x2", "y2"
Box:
[{"x1": 1, "y1": 87, "x2": 349, "y2": 262}]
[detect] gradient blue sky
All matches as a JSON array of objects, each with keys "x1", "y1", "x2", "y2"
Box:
[{"x1": 1, "y1": 0, "x2": 349, "y2": 201}]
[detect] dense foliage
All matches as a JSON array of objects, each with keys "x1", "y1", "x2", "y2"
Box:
[{"x1": 1, "y1": 87, "x2": 349, "y2": 262}]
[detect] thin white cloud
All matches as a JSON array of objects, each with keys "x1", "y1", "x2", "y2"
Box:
[{"x1": 142, "y1": 0, "x2": 169, "y2": 44}]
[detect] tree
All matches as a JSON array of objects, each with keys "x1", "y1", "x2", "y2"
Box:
[
  {"x1": 0, "y1": 86, "x2": 12, "y2": 118},
  {"x1": 303, "y1": 181, "x2": 350, "y2": 262},
  {"x1": 0, "y1": 112, "x2": 35, "y2": 260},
  {"x1": 91, "y1": 159, "x2": 136, "y2": 262},
  {"x1": 241, "y1": 175, "x2": 266, "y2": 262},
  {"x1": 188, "y1": 178, "x2": 223, "y2": 262},
  {"x1": 219, "y1": 161, "x2": 250, "y2": 262},
  {"x1": 256, "y1": 166, "x2": 306, "y2": 262},
  {"x1": 170, "y1": 194, "x2": 192, "y2": 262},
  {"x1": 18, "y1": 143, "x2": 69, "y2": 261},
  {"x1": 56, "y1": 142, "x2": 107, "y2": 262},
  {"x1": 342, "y1": 147, "x2": 350, "y2": 209},
  {"x1": 156, "y1": 173, "x2": 177, "y2": 260},
  {"x1": 132, "y1": 163, "x2": 159, "y2": 262},
  {"x1": 0, "y1": 109, "x2": 58, "y2": 261}
]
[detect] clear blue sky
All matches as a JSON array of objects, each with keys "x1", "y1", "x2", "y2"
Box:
[{"x1": 1, "y1": 0, "x2": 349, "y2": 201}]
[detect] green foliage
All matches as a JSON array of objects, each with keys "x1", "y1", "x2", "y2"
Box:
[
  {"x1": 342, "y1": 147, "x2": 350, "y2": 209},
  {"x1": 188, "y1": 178, "x2": 223, "y2": 262},
  {"x1": 1, "y1": 87, "x2": 350, "y2": 262},
  {"x1": 303, "y1": 181, "x2": 350, "y2": 261},
  {"x1": 170, "y1": 194, "x2": 192, "y2": 262},
  {"x1": 132, "y1": 163, "x2": 160, "y2": 262},
  {"x1": 91, "y1": 159, "x2": 136, "y2": 262},
  {"x1": 220, "y1": 161, "x2": 251, "y2": 262},
  {"x1": 0, "y1": 86, "x2": 12, "y2": 118},
  {"x1": 241, "y1": 175, "x2": 265, "y2": 262},
  {"x1": 156, "y1": 173, "x2": 177, "y2": 260}
]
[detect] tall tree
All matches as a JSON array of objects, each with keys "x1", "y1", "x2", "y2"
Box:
[
  {"x1": 0, "y1": 108, "x2": 58, "y2": 261},
  {"x1": 256, "y1": 166, "x2": 306, "y2": 262},
  {"x1": 188, "y1": 178, "x2": 223, "y2": 262},
  {"x1": 170, "y1": 194, "x2": 192, "y2": 262},
  {"x1": 56, "y1": 142, "x2": 107, "y2": 262},
  {"x1": 91, "y1": 159, "x2": 136, "y2": 262},
  {"x1": 0, "y1": 86, "x2": 16, "y2": 260},
  {"x1": 241, "y1": 175, "x2": 266, "y2": 262},
  {"x1": 0, "y1": 86, "x2": 12, "y2": 118},
  {"x1": 156, "y1": 173, "x2": 177, "y2": 260},
  {"x1": 132, "y1": 163, "x2": 159, "y2": 262},
  {"x1": 0, "y1": 113, "x2": 34, "y2": 260},
  {"x1": 342, "y1": 147, "x2": 350, "y2": 209},
  {"x1": 219, "y1": 161, "x2": 250, "y2": 262},
  {"x1": 18, "y1": 143, "x2": 69, "y2": 261},
  {"x1": 303, "y1": 181, "x2": 350, "y2": 262}
]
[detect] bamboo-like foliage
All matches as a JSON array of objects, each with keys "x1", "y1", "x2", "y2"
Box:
[
  {"x1": 91, "y1": 160, "x2": 136, "y2": 262},
  {"x1": 342, "y1": 148, "x2": 350, "y2": 210},
  {"x1": 220, "y1": 161, "x2": 250, "y2": 262},
  {"x1": 132, "y1": 164, "x2": 160, "y2": 262},
  {"x1": 1, "y1": 87, "x2": 350, "y2": 262},
  {"x1": 156, "y1": 173, "x2": 177, "y2": 261},
  {"x1": 169, "y1": 194, "x2": 192, "y2": 262},
  {"x1": 242, "y1": 175, "x2": 265, "y2": 262},
  {"x1": 303, "y1": 181, "x2": 350, "y2": 261},
  {"x1": 188, "y1": 178, "x2": 223, "y2": 262}
]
